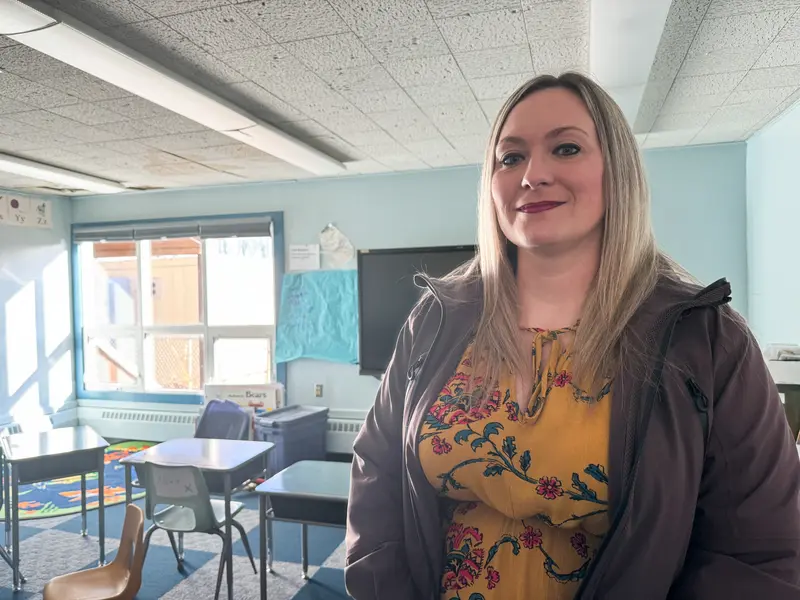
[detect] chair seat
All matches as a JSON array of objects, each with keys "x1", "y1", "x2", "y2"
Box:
[
  {"x1": 43, "y1": 562, "x2": 131, "y2": 600},
  {"x1": 153, "y1": 499, "x2": 245, "y2": 531}
]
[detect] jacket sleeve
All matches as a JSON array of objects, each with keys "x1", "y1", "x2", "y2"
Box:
[
  {"x1": 669, "y1": 309, "x2": 800, "y2": 599},
  {"x1": 344, "y1": 312, "x2": 423, "y2": 600}
]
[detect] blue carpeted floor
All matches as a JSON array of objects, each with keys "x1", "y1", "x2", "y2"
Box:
[{"x1": 0, "y1": 492, "x2": 348, "y2": 599}]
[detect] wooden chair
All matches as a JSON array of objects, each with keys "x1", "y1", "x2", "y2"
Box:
[{"x1": 42, "y1": 503, "x2": 145, "y2": 600}]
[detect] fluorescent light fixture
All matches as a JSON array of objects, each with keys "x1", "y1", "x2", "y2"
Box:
[
  {"x1": 0, "y1": 0, "x2": 54, "y2": 35},
  {"x1": 1, "y1": 0, "x2": 346, "y2": 176},
  {"x1": 0, "y1": 153, "x2": 127, "y2": 194}
]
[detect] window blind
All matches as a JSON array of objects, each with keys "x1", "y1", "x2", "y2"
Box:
[{"x1": 72, "y1": 216, "x2": 273, "y2": 242}]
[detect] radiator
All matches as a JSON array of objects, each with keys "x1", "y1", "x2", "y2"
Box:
[
  {"x1": 78, "y1": 405, "x2": 199, "y2": 441},
  {"x1": 325, "y1": 409, "x2": 366, "y2": 454}
]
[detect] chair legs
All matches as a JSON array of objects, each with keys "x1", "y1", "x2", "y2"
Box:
[
  {"x1": 166, "y1": 531, "x2": 184, "y2": 571},
  {"x1": 213, "y1": 531, "x2": 228, "y2": 600},
  {"x1": 231, "y1": 519, "x2": 257, "y2": 574}
]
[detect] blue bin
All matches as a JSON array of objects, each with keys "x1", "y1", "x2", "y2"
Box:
[{"x1": 254, "y1": 405, "x2": 329, "y2": 475}]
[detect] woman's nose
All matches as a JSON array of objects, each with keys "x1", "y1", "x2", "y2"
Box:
[{"x1": 520, "y1": 156, "x2": 554, "y2": 189}]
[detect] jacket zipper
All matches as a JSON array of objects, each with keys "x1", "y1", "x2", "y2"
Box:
[
  {"x1": 686, "y1": 378, "x2": 710, "y2": 447},
  {"x1": 573, "y1": 278, "x2": 730, "y2": 599}
]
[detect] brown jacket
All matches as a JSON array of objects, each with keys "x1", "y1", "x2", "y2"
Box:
[{"x1": 345, "y1": 274, "x2": 800, "y2": 599}]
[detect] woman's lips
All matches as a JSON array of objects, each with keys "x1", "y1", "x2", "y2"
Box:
[{"x1": 517, "y1": 201, "x2": 565, "y2": 214}]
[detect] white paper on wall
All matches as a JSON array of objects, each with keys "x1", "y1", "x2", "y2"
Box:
[
  {"x1": 0, "y1": 196, "x2": 9, "y2": 226},
  {"x1": 7, "y1": 196, "x2": 29, "y2": 227},
  {"x1": 319, "y1": 223, "x2": 354, "y2": 269},
  {"x1": 30, "y1": 199, "x2": 52, "y2": 229},
  {"x1": 288, "y1": 244, "x2": 321, "y2": 271}
]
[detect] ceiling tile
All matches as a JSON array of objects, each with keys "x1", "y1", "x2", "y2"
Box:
[
  {"x1": 218, "y1": 44, "x2": 301, "y2": 81},
  {"x1": 427, "y1": 0, "x2": 518, "y2": 19},
  {"x1": 0, "y1": 45, "x2": 83, "y2": 82},
  {"x1": 215, "y1": 81, "x2": 307, "y2": 123},
  {"x1": 137, "y1": 130, "x2": 235, "y2": 151},
  {"x1": 317, "y1": 64, "x2": 397, "y2": 94},
  {"x1": 62, "y1": 143, "x2": 126, "y2": 161},
  {"x1": 93, "y1": 114, "x2": 203, "y2": 138},
  {"x1": 162, "y1": 6, "x2": 275, "y2": 54},
  {"x1": 0, "y1": 97, "x2": 31, "y2": 116},
  {"x1": 690, "y1": 127, "x2": 747, "y2": 144},
  {"x1": 679, "y1": 45, "x2": 764, "y2": 77},
  {"x1": 93, "y1": 96, "x2": 172, "y2": 120},
  {"x1": 523, "y1": 0, "x2": 590, "y2": 41},
  {"x1": 126, "y1": 0, "x2": 229, "y2": 18},
  {"x1": 342, "y1": 87, "x2": 416, "y2": 113},
  {"x1": 284, "y1": 33, "x2": 375, "y2": 74},
  {"x1": 529, "y1": 36, "x2": 588, "y2": 74},
  {"x1": 92, "y1": 139, "x2": 155, "y2": 154},
  {"x1": 369, "y1": 107, "x2": 440, "y2": 143},
  {"x1": 384, "y1": 55, "x2": 465, "y2": 88},
  {"x1": 448, "y1": 133, "x2": 488, "y2": 162},
  {"x1": 689, "y1": 10, "x2": 794, "y2": 55},
  {"x1": 0, "y1": 38, "x2": 18, "y2": 49},
  {"x1": 648, "y1": 25, "x2": 698, "y2": 82},
  {"x1": 38, "y1": 71, "x2": 130, "y2": 102},
  {"x1": 279, "y1": 120, "x2": 334, "y2": 139},
  {"x1": 642, "y1": 129, "x2": 700, "y2": 148},
  {"x1": 18, "y1": 148, "x2": 93, "y2": 171},
  {"x1": 378, "y1": 154, "x2": 428, "y2": 171},
  {"x1": 737, "y1": 65, "x2": 800, "y2": 89},
  {"x1": 663, "y1": 0, "x2": 713, "y2": 25},
  {"x1": 706, "y1": 104, "x2": 771, "y2": 129},
  {"x1": 48, "y1": 103, "x2": 131, "y2": 126},
  {"x1": 317, "y1": 111, "x2": 380, "y2": 136},
  {"x1": 359, "y1": 139, "x2": 412, "y2": 157},
  {"x1": 727, "y1": 85, "x2": 796, "y2": 109},
  {"x1": 455, "y1": 45, "x2": 533, "y2": 80},
  {"x1": 0, "y1": 131, "x2": 82, "y2": 152},
  {"x1": 360, "y1": 24, "x2": 449, "y2": 62},
  {"x1": 405, "y1": 83, "x2": 476, "y2": 107},
  {"x1": 236, "y1": 0, "x2": 349, "y2": 43},
  {"x1": 651, "y1": 111, "x2": 714, "y2": 131},
  {"x1": 480, "y1": 98, "x2": 506, "y2": 122},
  {"x1": 775, "y1": 9, "x2": 800, "y2": 41},
  {"x1": 327, "y1": 0, "x2": 431, "y2": 38},
  {"x1": 437, "y1": 9, "x2": 527, "y2": 53},
  {"x1": 0, "y1": 116, "x2": 43, "y2": 137},
  {"x1": 424, "y1": 102, "x2": 489, "y2": 136},
  {"x1": 669, "y1": 72, "x2": 747, "y2": 99},
  {"x1": 705, "y1": 0, "x2": 800, "y2": 19},
  {"x1": 43, "y1": 0, "x2": 153, "y2": 29},
  {"x1": 344, "y1": 159, "x2": 390, "y2": 174},
  {"x1": 310, "y1": 135, "x2": 366, "y2": 161},
  {"x1": 335, "y1": 128, "x2": 397, "y2": 147},
  {"x1": 469, "y1": 72, "x2": 531, "y2": 101},
  {"x1": 660, "y1": 90, "x2": 730, "y2": 114},
  {"x1": 754, "y1": 39, "x2": 800, "y2": 68}
]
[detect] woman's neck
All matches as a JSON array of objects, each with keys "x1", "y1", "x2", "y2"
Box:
[{"x1": 516, "y1": 234, "x2": 601, "y2": 330}]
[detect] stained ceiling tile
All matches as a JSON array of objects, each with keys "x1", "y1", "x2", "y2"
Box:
[
  {"x1": 360, "y1": 24, "x2": 449, "y2": 62},
  {"x1": 427, "y1": 0, "x2": 519, "y2": 19},
  {"x1": 342, "y1": 87, "x2": 416, "y2": 113},
  {"x1": 529, "y1": 36, "x2": 588, "y2": 74},
  {"x1": 405, "y1": 83, "x2": 476, "y2": 107},
  {"x1": 523, "y1": 0, "x2": 589, "y2": 41},
  {"x1": 284, "y1": 33, "x2": 376, "y2": 74},
  {"x1": 172, "y1": 143, "x2": 273, "y2": 162},
  {"x1": 162, "y1": 5, "x2": 275, "y2": 54},
  {"x1": 437, "y1": 9, "x2": 527, "y2": 53},
  {"x1": 383, "y1": 54, "x2": 464, "y2": 88},
  {"x1": 754, "y1": 39, "x2": 800, "y2": 68},
  {"x1": 236, "y1": 0, "x2": 349, "y2": 43},
  {"x1": 49, "y1": 102, "x2": 131, "y2": 126},
  {"x1": 690, "y1": 10, "x2": 795, "y2": 56},
  {"x1": 705, "y1": 0, "x2": 800, "y2": 19},
  {"x1": 126, "y1": 0, "x2": 230, "y2": 18},
  {"x1": 737, "y1": 65, "x2": 800, "y2": 90},
  {"x1": 455, "y1": 46, "x2": 533, "y2": 80}
]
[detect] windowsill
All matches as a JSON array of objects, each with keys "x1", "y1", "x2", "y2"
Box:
[{"x1": 78, "y1": 390, "x2": 204, "y2": 405}]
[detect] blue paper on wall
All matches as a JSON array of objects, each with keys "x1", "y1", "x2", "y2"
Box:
[{"x1": 275, "y1": 270, "x2": 358, "y2": 364}]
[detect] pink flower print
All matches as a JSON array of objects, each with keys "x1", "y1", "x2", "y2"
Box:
[
  {"x1": 442, "y1": 523, "x2": 485, "y2": 591},
  {"x1": 536, "y1": 476, "x2": 564, "y2": 500},
  {"x1": 505, "y1": 402, "x2": 519, "y2": 421},
  {"x1": 571, "y1": 532, "x2": 589, "y2": 558},
  {"x1": 554, "y1": 371, "x2": 572, "y2": 387},
  {"x1": 431, "y1": 435, "x2": 452, "y2": 455},
  {"x1": 519, "y1": 525, "x2": 543, "y2": 549},
  {"x1": 485, "y1": 566, "x2": 500, "y2": 589}
]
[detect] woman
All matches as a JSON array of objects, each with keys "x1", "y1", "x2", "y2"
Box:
[{"x1": 345, "y1": 72, "x2": 800, "y2": 600}]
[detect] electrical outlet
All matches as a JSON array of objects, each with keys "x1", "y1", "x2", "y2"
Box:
[{"x1": 315, "y1": 384, "x2": 323, "y2": 397}]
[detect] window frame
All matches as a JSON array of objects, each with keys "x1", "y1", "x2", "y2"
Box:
[{"x1": 71, "y1": 211, "x2": 285, "y2": 404}]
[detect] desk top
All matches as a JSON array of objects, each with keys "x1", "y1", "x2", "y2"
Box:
[
  {"x1": 1, "y1": 426, "x2": 108, "y2": 463},
  {"x1": 120, "y1": 438, "x2": 274, "y2": 472},
  {"x1": 255, "y1": 460, "x2": 350, "y2": 501}
]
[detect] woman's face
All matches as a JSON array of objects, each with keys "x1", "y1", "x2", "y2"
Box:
[{"x1": 491, "y1": 87, "x2": 605, "y2": 253}]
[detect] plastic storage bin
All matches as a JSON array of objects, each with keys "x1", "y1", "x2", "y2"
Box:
[{"x1": 254, "y1": 405, "x2": 329, "y2": 475}]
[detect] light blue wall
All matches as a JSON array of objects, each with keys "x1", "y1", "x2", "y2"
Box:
[
  {"x1": 0, "y1": 191, "x2": 74, "y2": 426},
  {"x1": 747, "y1": 111, "x2": 800, "y2": 346},
  {"x1": 72, "y1": 145, "x2": 747, "y2": 412}
]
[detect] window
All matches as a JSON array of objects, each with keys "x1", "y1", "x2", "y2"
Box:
[{"x1": 74, "y1": 216, "x2": 277, "y2": 395}]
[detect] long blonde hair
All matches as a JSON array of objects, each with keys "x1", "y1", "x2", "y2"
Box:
[{"x1": 439, "y1": 72, "x2": 661, "y2": 396}]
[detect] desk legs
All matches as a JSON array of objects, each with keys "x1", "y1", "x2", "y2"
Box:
[
  {"x1": 98, "y1": 452, "x2": 105, "y2": 566},
  {"x1": 124, "y1": 464, "x2": 132, "y2": 504},
  {"x1": 11, "y1": 464, "x2": 19, "y2": 592},
  {"x1": 301, "y1": 523, "x2": 308, "y2": 579},
  {"x1": 224, "y1": 473, "x2": 233, "y2": 600},
  {"x1": 259, "y1": 495, "x2": 267, "y2": 600},
  {"x1": 80, "y1": 475, "x2": 87, "y2": 536},
  {"x1": 3, "y1": 457, "x2": 9, "y2": 553}
]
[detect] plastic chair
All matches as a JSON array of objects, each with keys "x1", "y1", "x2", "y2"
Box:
[
  {"x1": 42, "y1": 503, "x2": 145, "y2": 600},
  {"x1": 139, "y1": 461, "x2": 256, "y2": 600}
]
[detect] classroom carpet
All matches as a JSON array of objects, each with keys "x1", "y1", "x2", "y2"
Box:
[
  {"x1": 0, "y1": 441, "x2": 151, "y2": 520},
  {"x1": 0, "y1": 492, "x2": 348, "y2": 599}
]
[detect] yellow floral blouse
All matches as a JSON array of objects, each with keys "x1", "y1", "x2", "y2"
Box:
[{"x1": 419, "y1": 325, "x2": 612, "y2": 600}]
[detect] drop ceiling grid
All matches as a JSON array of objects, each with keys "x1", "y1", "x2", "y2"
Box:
[
  {"x1": 639, "y1": 0, "x2": 800, "y2": 148},
  {"x1": 0, "y1": 0, "x2": 592, "y2": 192}
]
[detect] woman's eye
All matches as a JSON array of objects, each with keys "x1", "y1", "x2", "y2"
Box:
[
  {"x1": 499, "y1": 153, "x2": 524, "y2": 167},
  {"x1": 554, "y1": 143, "x2": 581, "y2": 157}
]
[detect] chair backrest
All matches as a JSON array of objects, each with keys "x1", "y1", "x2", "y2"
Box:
[
  {"x1": 140, "y1": 461, "x2": 218, "y2": 532},
  {"x1": 113, "y1": 503, "x2": 145, "y2": 598},
  {"x1": 195, "y1": 399, "x2": 250, "y2": 440}
]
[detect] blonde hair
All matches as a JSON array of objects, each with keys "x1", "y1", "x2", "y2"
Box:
[{"x1": 438, "y1": 71, "x2": 663, "y2": 396}]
